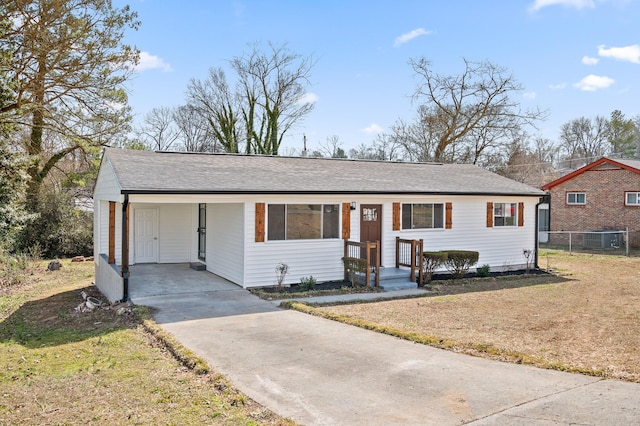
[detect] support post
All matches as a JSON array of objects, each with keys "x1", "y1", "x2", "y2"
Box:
[{"x1": 121, "y1": 195, "x2": 130, "y2": 302}]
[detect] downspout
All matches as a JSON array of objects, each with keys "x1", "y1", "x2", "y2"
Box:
[
  {"x1": 535, "y1": 194, "x2": 551, "y2": 269},
  {"x1": 120, "y1": 194, "x2": 130, "y2": 302}
]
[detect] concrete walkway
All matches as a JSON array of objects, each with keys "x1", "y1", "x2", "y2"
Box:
[{"x1": 130, "y1": 265, "x2": 640, "y2": 425}]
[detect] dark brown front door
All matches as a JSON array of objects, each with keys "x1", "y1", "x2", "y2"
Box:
[{"x1": 360, "y1": 204, "x2": 382, "y2": 264}]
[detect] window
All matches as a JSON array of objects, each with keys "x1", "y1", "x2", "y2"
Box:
[
  {"x1": 494, "y1": 203, "x2": 517, "y2": 227},
  {"x1": 268, "y1": 204, "x2": 340, "y2": 240},
  {"x1": 401, "y1": 203, "x2": 444, "y2": 230},
  {"x1": 567, "y1": 192, "x2": 586, "y2": 205},
  {"x1": 626, "y1": 192, "x2": 640, "y2": 206}
]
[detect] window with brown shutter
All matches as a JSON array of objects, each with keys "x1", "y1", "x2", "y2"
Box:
[
  {"x1": 255, "y1": 203, "x2": 265, "y2": 242},
  {"x1": 486, "y1": 202, "x2": 493, "y2": 227},
  {"x1": 392, "y1": 202, "x2": 400, "y2": 231},
  {"x1": 518, "y1": 202, "x2": 524, "y2": 227},
  {"x1": 445, "y1": 202, "x2": 452, "y2": 229},
  {"x1": 342, "y1": 202, "x2": 351, "y2": 239}
]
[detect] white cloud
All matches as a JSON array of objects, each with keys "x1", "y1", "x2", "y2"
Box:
[
  {"x1": 393, "y1": 28, "x2": 432, "y2": 47},
  {"x1": 582, "y1": 55, "x2": 599, "y2": 65},
  {"x1": 135, "y1": 51, "x2": 173, "y2": 72},
  {"x1": 362, "y1": 123, "x2": 383, "y2": 134},
  {"x1": 573, "y1": 74, "x2": 615, "y2": 91},
  {"x1": 297, "y1": 92, "x2": 318, "y2": 105},
  {"x1": 523, "y1": 92, "x2": 537, "y2": 99},
  {"x1": 528, "y1": 0, "x2": 594, "y2": 12},
  {"x1": 598, "y1": 44, "x2": 640, "y2": 64},
  {"x1": 549, "y1": 83, "x2": 567, "y2": 89}
]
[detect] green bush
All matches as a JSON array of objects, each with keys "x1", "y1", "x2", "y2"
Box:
[
  {"x1": 16, "y1": 190, "x2": 93, "y2": 258},
  {"x1": 299, "y1": 275, "x2": 316, "y2": 291},
  {"x1": 476, "y1": 264, "x2": 491, "y2": 277},
  {"x1": 342, "y1": 257, "x2": 368, "y2": 286},
  {"x1": 442, "y1": 250, "x2": 479, "y2": 279},
  {"x1": 421, "y1": 251, "x2": 448, "y2": 284}
]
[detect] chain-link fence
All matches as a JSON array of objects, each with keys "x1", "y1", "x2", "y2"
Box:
[{"x1": 539, "y1": 229, "x2": 632, "y2": 256}]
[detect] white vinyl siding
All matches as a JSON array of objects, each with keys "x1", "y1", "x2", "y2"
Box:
[
  {"x1": 245, "y1": 198, "x2": 346, "y2": 287},
  {"x1": 208, "y1": 203, "x2": 245, "y2": 284},
  {"x1": 93, "y1": 159, "x2": 122, "y2": 202},
  {"x1": 158, "y1": 204, "x2": 192, "y2": 263}
]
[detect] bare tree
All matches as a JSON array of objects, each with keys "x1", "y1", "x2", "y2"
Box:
[
  {"x1": 315, "y1": 135, "x2": 346, "y2": 158},
  {"x1": 187, "y1": 42, "x2": 315, "y2": 155},
  {"x1": 387, "y1": 116, "x2": 437, "y2": 162},
  {"x1": 186, "y1": 68, "x2": 240, "y2": 153},
  {"x1": 408, "y1": 57, "x2": 546, "y2": 163},
  {"x1": 137, "y1": 106, "x2": 179, "y2": 151},
  {"x1": 173, "y1": 105, "x2": 216, "y2": 152},
  {"x1": 234, "y1": 42, "x2": 315, "y2": 155},
  {"x1": 559, "y1": 116, "x2": 609, "y2": 168},
  {"x1": 1, "y1": 0, "x2": 139, "y2": 206}
]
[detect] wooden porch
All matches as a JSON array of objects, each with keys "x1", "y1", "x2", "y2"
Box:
[{"x1": 343, "y1": 237, "x2": 426, "y2": 290}]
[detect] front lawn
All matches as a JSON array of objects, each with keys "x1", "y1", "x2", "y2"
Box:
[
  {"x1": 307, "y1": 250, "x2": 640, "y2": 382},
  {"x1": 0, "y1": 259, "x2": 293, "y2": 425}
]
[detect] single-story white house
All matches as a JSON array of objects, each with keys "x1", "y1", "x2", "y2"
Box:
[{"x1": 93, "y1": 148, "x2": 546, "y2": 302}]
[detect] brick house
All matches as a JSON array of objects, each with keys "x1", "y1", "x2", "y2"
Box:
[{"x1": 541, "y1": 157, "x2": 640, "y2": 248}]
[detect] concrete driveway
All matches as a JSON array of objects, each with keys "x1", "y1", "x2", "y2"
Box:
[{"x1": 130, "y1": 265, "x2": 640, "y2": 425}]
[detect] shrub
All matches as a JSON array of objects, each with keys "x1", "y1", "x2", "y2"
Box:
[
  {"x1": 275, "y1": 262, "x2": 289, "y2": 287},
  {"x1": 299, "y1": 275, "x2": 316, "y2": 291},
  {"x1": 476, "y1": 264, "x2": 491, "y2": 277},
  {"x1": 342, "y1": 257, "x2": 367, "y2": 286},
  {"x1": 16, "y1": 189, "x2": 93, "y2": 258},
  {"x1": 421, "y1": 251, "x2": 448, "y2": 285},
  {"x1": 443, "y1": 250, "x2": 479, "y2": 279}
]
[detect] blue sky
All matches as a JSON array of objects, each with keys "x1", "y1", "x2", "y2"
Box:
[{"x1": 117, "y1": 0, "x2": 640, "y2": 153}]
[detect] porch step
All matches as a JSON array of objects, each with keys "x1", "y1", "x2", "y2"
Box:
[
  {"x1": 190, "y1": 262, "x2": 206, "y2": 271},
  {"x1": 370, "y1": 267, "x2": 418, "y2": 290},
  {"x1": 378, "y1": 277, "x2": 418, "y2": 291}
]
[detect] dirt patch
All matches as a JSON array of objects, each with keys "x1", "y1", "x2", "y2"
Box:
[{"x1": 317, "y1": 251, "x2": 640, "y2": 382}]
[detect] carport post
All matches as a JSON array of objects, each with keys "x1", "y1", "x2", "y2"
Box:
[{"x1": 121, "y1": 194, "x2": 130, "y2": 302}]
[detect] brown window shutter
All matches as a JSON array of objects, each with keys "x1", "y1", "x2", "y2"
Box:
[
  {"x1": 486, "y1": 202, "x2": 493, "y2": 227},
  {"x1": 108, "y1": 201, "x2": 116, "y2": 264},
  {"x1": 392, "y1": 202, "x2": 400, "y2": 231},
  {"x1": 255, "y1": 203, "x2": 265, "y2": 242},
  {"x1": 445, "y1": 202, "x2": 452, "y2": 229},
  {"x1": 518, "y1": 202, "x2": 524, "y2": 227},
  {"x1": 341, "y1": 202, "x2": 351, "y2": 239}
]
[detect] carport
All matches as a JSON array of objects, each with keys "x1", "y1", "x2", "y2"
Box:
[{"x1": 128, "y1": 263, "x2": 279, "y2": 323}]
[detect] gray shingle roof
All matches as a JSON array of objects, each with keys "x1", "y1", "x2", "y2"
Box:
[
  {"x1": 614, "y1": 158, "x2": 640, "y2": 171},
  {"x1": 103, "y1": 148, "x2": 545, "y2": 196}
]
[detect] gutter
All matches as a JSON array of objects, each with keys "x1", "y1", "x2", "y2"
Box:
[
  {"x1": 121, "y1": 189, "x2": 545, "y2": 197},
  {"x1": 120, "y1": 194, "x2": 130, "y2": 303},
  {"x1": 535, "y1": 193, "x2": 551, "y2": 269}
]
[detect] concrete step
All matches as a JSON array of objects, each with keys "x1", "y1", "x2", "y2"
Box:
[
  {"x1": 379, "y1": 278, "x2": 418, "y2": 291},
  {"x1": 376, "y1": 267, "x2": 413, "y2": 281},
  {"x1": 190, "y1": 262, "x2": 206, "y2": 271}
]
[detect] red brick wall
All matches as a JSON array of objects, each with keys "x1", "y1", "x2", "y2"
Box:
[{"x1": 549, "y1": 168, "x2": 640, "y2": 246}]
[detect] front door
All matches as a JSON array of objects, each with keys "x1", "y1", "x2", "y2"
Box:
[
  {"x1": 360, "y1": 204, "x2": 382, "y2": 264},
  {"x1": 134, "y1": 208, "x2": 158, "y2": 263}
]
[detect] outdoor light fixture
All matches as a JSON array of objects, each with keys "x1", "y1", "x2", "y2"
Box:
[{"x1": 350, "y1": 201, "x2": 357, "y2": 210}]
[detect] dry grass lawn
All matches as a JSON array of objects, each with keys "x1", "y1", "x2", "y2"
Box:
[
  {"x1": 316, "y1": 250, "x2": 640, "y2": 382},
  {"x1": 0, "y1": 260, "x2": 293, "y2": 425}
]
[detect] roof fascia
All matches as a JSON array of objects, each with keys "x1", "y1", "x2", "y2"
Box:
[
  {"x1": 542, "y1": 157, "x2": 607, "y2": 190},
  {"x1": 121, "y1": 189, "x2": 543, "y2": 197},
  {"x1": 542, "y1": 157, "x2": 640, "y2": 190}
]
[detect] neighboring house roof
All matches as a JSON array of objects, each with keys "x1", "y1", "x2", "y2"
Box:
[
  {"x1": 542, "y1": 157, "x2": 640, "y2": 190},
  {"x1": 101, "y1": 148, "x2": 545, "y2": 196}
]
